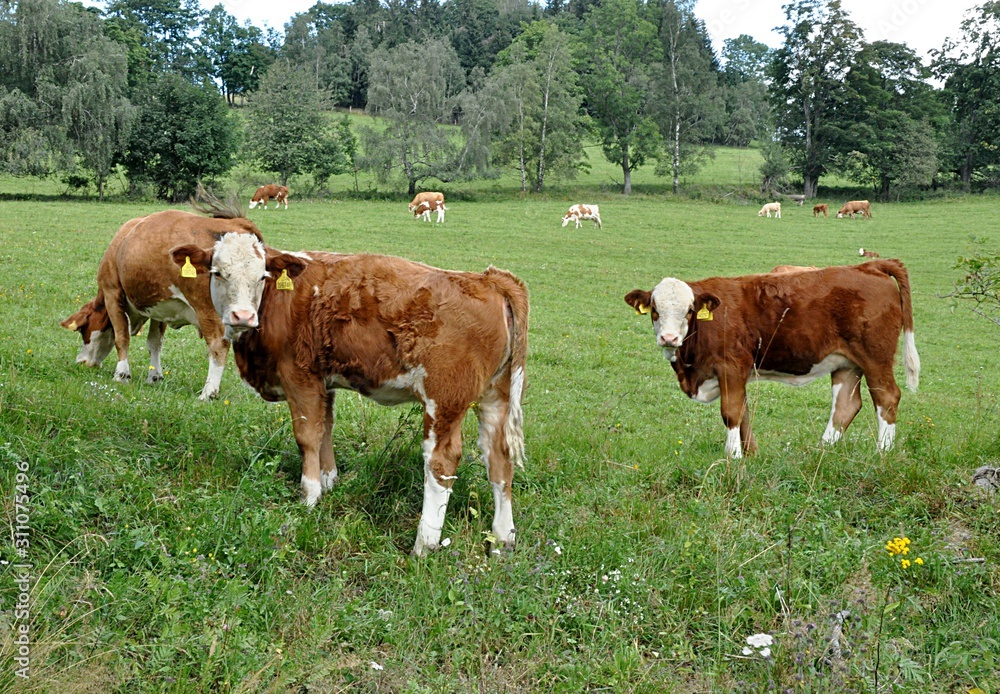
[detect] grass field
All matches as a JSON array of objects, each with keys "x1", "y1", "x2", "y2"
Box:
[{"x1": 2, "y1": 180, "x2": 1000, "y2": 692}]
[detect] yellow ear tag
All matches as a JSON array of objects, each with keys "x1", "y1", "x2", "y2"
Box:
[
  {"x1": 276, "y1": 269, "x2": 294, "y2": 291},
  {"x1": 697, "y1": 305, "x2": 713, "y2": 321},
  {"x1": 181, "y1": 256, "x2": 197, "y2": 278},
  {"x1": 636, "y1": 304, "x2": 651, "y2": 315}
]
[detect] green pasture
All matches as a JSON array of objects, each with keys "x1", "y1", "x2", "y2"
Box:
[{"x1": 1, "y1": 190, "x2": 999, "y2": 692}]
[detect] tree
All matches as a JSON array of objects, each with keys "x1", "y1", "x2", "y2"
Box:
[
  {"x1": 932, "y1": 1, "x2": 1000, "y2": 189},
  {"x1": 493, "y1": 20, "x2": 588, "y2": 192},
  {"x1": 650, "y1": 0, "x2": 725, "y2": 193},
  {"x1": 104, "y1": 0, "x2": 205, "y2": 77},
  {"x1": 124, "y1": 74, "x2": 235, "y2": 201},
  {"x1": 244, "y1": 60, "x2": 345, "y2": 186},
  {"x1": 769, "y1": 0, "x2": 863, "y2": 197},
  {"x1": 200, "y1": 5, "x2": 275, "y2": 105},
  {"x1": 949, "y1": 238, "x2": 1000, "y2": 328},
  {"x1": 361, "y1": 39, "x2": 467, "y2": 194},
  {"x1": 580, "y1": 0, "x2": 662, "y2": 194},
  {"x1": 62, "y1": 36, "x2": 136, "y2": 200},
  {"x1": 721, "y1": 35, "x2": 772, "y2": 147}
]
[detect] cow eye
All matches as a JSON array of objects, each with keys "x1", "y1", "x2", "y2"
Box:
[{"x1": 651, "y1": 310, "x2": 659, "y2": 321}]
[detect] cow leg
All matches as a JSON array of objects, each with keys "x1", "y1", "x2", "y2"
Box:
[
  {"x1": 145, "y1": 320, "x2": 166, "y2": 383},
  {"x1": 199, "y1": 331, "x2": 230, "y2": 401},
  {"x1": 864, "y1": 367, "x2": 902, "y2": 451},
  {"x1": 103, "y1": 288, "x2": 134, "y2": 383},
  {"x1": 413, "y1": 411, "x2": 464, "y2": 557},
  {"x1": 719, "y1": 368, "x2": 751, "y2": 458},
  {"x1": 284, "y1": 377, "x2": 330, "y2": 506},
  {"x1": 822, "y1": 368, "x2": 863, "y2": 444},
  {"x1": 478, "y1": 385, "x2": 516, "y2": 549},
  {"x1": 320, "y1": 391, "x2": 338, "y2": 492}
]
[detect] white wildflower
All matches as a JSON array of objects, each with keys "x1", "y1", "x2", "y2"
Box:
[
  {"x1": 746, "y1": 633, "x2": 773, "y2": 649},
  {"x1": 441, "y1": 538, "x2": 452, "y2": 547},
  {"x1": 370, "y1": 661, "x2": 384, "y2": 671}
]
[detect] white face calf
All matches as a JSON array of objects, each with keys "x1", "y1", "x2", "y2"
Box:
[
  {"x1": 625, "y1": 278, "x2": 697, "y2": 361},
  {"x1": 209, "y1": 234, "x2": 270, "y2": 337}
]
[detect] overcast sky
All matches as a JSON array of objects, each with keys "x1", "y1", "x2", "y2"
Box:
[{"x1": 87, "y1": 0, "x2": 982, "y2": 62}]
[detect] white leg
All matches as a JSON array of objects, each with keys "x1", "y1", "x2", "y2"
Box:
[
  {"x1": 413, "y1": 432, "x2": 451, "y2": 556},
  {"x1": 114, "y1": 359, "x2": 131, "y2": 383},
  {"x1": 876, "y1": 406, "x2": 896, "y2": 451},
  {"x1": 491, "y1": 480, "x2": 515, "y2": 545},
  {"x1": 478, "y1": 393, "x2": 515, "y2": 544},
  {"x1": 301, "y1": 475, "x2": 321, "y2": 506},
  {"x1": 321, "y1": 469, "x2": 338, "y2": 492},
  {"x1": 199, "y1": 354, "x2": 226, "y2": 401},
  {"x1": 822, "y1": 382, "x2": 843, "y2": 444},
  {"x1": 725, "y1": 426, "x2": 743, "y2": 458},
  {"x1": 145, "y1": 321, "x2": 165, "y2": 383}
]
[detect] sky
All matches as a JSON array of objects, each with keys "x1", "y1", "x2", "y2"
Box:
[{"x1": 87, "y1": 0, "x2": 982, "y2": 62}]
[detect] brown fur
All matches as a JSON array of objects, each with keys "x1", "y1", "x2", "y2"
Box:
[
  {"x1": 838, "y1": 200, "x2": 872, "y2": 219},
  {"x1": 62, "y1": 209, "x2": 263, "y2": 398},
  {"x1": 813, "y1": 204, "x2": 828, "y2": 217},
  {"x1": 770, "y1": 264, "x2": 818, "y2": 273},
  {"x1": 626, "y1": 260, "x2": 917, "y2": 454}
]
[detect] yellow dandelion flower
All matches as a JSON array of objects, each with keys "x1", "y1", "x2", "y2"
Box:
[
  {"x1": 915, "y1": 557, "x2": 923, "y2": 565},
  {"x1": 901, "y1": 558, "x2": 911, "y2": 569}
]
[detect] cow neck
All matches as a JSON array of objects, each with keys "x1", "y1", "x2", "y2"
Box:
[{"x1": 677, "y1": 311, "x2": 702, "y2": 370}]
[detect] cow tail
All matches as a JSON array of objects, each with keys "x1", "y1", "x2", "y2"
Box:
[
  {"x1": 487, "y1": 267, "x2": 529, "y2": 468},
  {"x1": 879, "y1": 259, "x2": 920, "y2": 391}
]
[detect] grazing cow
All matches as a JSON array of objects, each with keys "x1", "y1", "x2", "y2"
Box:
[
  {"x1": 859, "y1": 248, "x2": 880, "y2": 258},
  {"x1": 408, "y1": 191, "x2": 445, "y2": 214},
  {"x1": 624, "y1": 260, "x2": 920, "y2": 457},
  {"x1": 813, "y1": 204, "x2": 828, "y2": 218},
  {"x1": 170, "y1": 237, "x2": 529, "y2": 556},
  {"x1": 561, "y1": 204, "x2": 602, "y2": 229},
  {"x1": 249, "y1": 184, "x2": 289, "y2": 210},
  {"x1": 758, "y1": 202, "x2": 781, "y2": 218},
  {"x1": 413, "y1": 199, "x2": 447, "y2": 223},
  {"x1": 61, "y1": 203, "x2": 262, "y2": 400},
  {"x1": 837, "y1": 200, "x2": 872, "y2": 219}
]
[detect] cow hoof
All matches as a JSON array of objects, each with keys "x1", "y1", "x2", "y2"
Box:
[
  {"x1": 321, "y1": 470, "x2": 339, "y2": 492},
  {"x1": 198, "y1": 388, "x2": 219, "y2": 401},
  {"x1": 146, "y1": 372, "x2": 164, "y2": 384},
  {"x1": 113, "y1": 370, "x2": 131, "y2": 383}
]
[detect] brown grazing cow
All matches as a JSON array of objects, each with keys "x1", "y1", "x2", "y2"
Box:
[
  {"x1": 408, "y1": 191, "x2": 444, "y2": 214},
  {"x1": 249, "y1": 184, "x2": 289, "y2": 210},
  {"x1": 171, "y1": 235, "x2": 529, "y2": 556},
  {"x1": 859, "y1": 248, "x2": 880, "y2": 258},
  {"x1": 413, "y1": 199, "x2": 447, "y2": 223},
  {"x1": 61, "y1": 205, "x2": 262, "y2": 400},
  {"x1": 837, "y1": 200, "x2": 872, "y2": 219},
  {"x1": 813, "y1": 204, "x2": 828, "y2": 217},
  {"x1": 624, "y1": 260, "x2": 920, "y2": 457}
]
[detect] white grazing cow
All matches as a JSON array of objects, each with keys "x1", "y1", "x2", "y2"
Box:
[
  {"x1": 561, "y1": 204, "x2": 602, "y2": 229},
  {"x1": 414, "y1": 199, "x2": 447, "y2": 223},
  {"x1": 758, "y1": 202, "x2": 781, "y2": 218}
]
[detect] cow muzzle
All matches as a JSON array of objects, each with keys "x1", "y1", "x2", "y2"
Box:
[
  {"x1": 227, "y1": 310, "x2": 258, "y2": 331},
  {"x1": 658, "y1": 333, "x2": 682, "y2": 348}
]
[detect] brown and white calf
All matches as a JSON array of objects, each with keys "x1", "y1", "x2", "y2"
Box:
[
  {"x1": 758, "y1": 202, "x2": 781, "y2": 218},
  {"x1": 171, "y1": 235, "x2": 529, "y2": 556},
  {"x1": 837, "y1": 200, "x2": 872, "y2": 219},
  {"x1": 413, "y1": 199, "x2": 447, "y2": 223},
  {"x1": 859, "y1": 248, "x2": 880, "y2": 258},
  {"x1": 249, "y1": 184, "x2": 289, "y2": 210},
  {"x1": 813, "y1": 204, "x2": 828, "y2": 217},
  {"x1": 624, "y1": 260, "x2": 920, "y2": 457},
  {"x1": 61, "y1": 207, "x2": 263, "y2": 400},
  {"x1": 561, "y1": 204, "x2": 602, "y2": 229},
  {"x1": 408, "y1": 191, "x2": 445, "y2": 213}
]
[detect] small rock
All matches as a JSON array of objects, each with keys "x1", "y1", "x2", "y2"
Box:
[{"x1": 972, "y1": 466, "x2": 1000, "y2": 494}]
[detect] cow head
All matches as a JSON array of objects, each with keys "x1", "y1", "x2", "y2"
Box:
[
  {"x1": 248, "y1": 199, "x2": 259, "y2": 209},
  {"x1": 61, "y1": 297, "x2": 114, "y2": 367},
  {"x1": 625, "y1": 278, "x2": 718, "y2": 361},
  {"x1": 170, "y1": 233, "x2": 307, "y2": 340},
  {"x1": 561, "y1": 214, "x2": 575, "y2": 227}
]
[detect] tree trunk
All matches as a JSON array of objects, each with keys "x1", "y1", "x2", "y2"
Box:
[
  {"x1": 536, "y1": 52, "x2": 554, "y2": 194},
  {"x1": 98, "y1": 172, "x2": 105, "y2": 202},
  {"x1": 408, "y1": 178, "x2": 416, "y2": 196},
  {"x1": 803, "y1": 174, "x2": 817, "y2": 199},
  {"x1": 622, "y1": 146, "x2": 632, "y2": 195},
  {"x1": 673, "y1": 116, "x2": 680, "y2": 195}
]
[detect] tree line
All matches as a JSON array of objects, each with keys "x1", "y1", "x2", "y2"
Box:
[{"x1": 1, "y1": 0, "x2": 999, "y2": 200}]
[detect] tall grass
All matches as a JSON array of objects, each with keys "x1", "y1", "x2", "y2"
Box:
[{"x1": 1, "y1": 183, "x2": 998, "y2": 691}]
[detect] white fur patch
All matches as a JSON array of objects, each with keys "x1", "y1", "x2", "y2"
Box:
[
  {"x1": 725, "y1": 426, "x2": 743, "y2": 458},
  {"x1": 413, "y1": 431, "x2": 452, "y2": 556},
  {"x1": 753, "y1": 354, "x2": 853, "y2": 387},
  {"x1": 506, "y1": 366, "x2": 525, "y2": 467},
  {"x1": 321, "y1": 469, "x2": 338, "y2": 492},
  {"x1": 367, "y1": 366, "x2": 426, "y2": 407},
  {"x1": 301, "y1": 475, "x2": 322, "y2": 506},
  {"x1": 903, "y1": 330, "x2": 920, "y2": 391},
  {"x1": 822, "y1": 383, "x2": 843, "y2": 444},
  {"x1": 692, "y1": 377, "x2": 721, "y2": 403},
  {"x1": 491, "y1": 480, "x2": 515, "y2": 545},
  {"x1": 650, "y1": 278, "x2": 696, "y2": 349},
  {"x1": 876, "y1": 406, "x2": 896, "y2": 451},
  {"x1": 199, "y1": 355, "x2": 226, "y2": 401},
  {"x1": 114, "y1": 359, "x2": 131, "y2": 382},
  {"x1": 76, "y1": 328, "x2": 115, "y2": 367}
]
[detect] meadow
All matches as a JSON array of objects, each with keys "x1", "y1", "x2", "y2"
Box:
[{"x1": 1, "y1": 160, "x2": 999, "y2": 692}]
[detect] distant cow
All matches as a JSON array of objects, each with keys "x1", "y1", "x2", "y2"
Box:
[
  {"x1": 562, "y1": 204, "x2": 602, "y2": 229},
  {"x1": 624, "y1": 260, "x2": 920, "y2": 457},
  {"x1": 758, "y1": 202, "x2": 781, "y2": 218},
  {"x1": 414, "y1": 199, "x2": 447, "y2": 223},
  {"x1": 249, "y1": 185, "x2": 289, "y2": 210},
  {"x1": 409, "y1": 192, "x2": 445, "y2": 214},
  {"x1": 813, "y1": 204, "x2": 828, "y2": 218},
  {"x1": 837, "y1": 200, "x2": 872, "y2": 219},
  {"x1": 61, "y1": 204, "x2": 262, "y2": 400},
  {"x1": 859, "y1": 248, "x2": 880, "y2": 258},
  {"x1": 170, "y1": 236, "x2": 529, "y2": 556}
]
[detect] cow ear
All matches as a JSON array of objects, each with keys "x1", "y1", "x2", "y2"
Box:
[
  {"x1": 695, "y1": 293, "x2": 720, "y2": 313},
  {"x1": 624, "y1": 289, "x2": 653, "y2": 315},
  {"x1": 61, "y1": 304, "x2": 92, "y2": 332},
  {"x1": 266, "y1": 250, "x2": 307, "y2": 279},
  {"x1": 170, "y1": 245, "x2": 214, "y2": 275}
]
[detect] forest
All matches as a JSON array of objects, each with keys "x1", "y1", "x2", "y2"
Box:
[{"x1": 1, "y1": 0, "x2": 1000, "y2": 201}]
